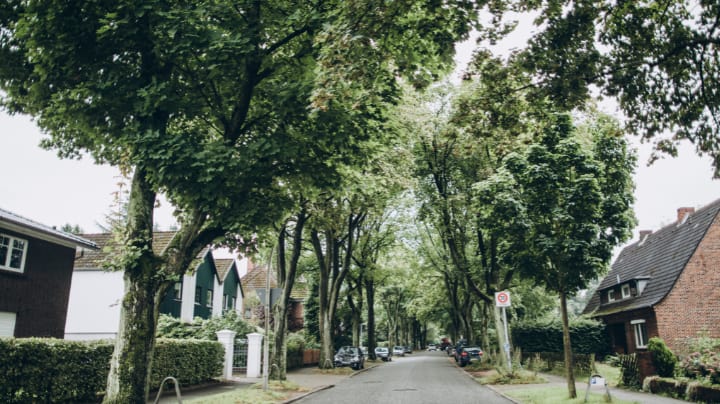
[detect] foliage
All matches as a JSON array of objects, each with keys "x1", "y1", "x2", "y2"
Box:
[
  {"x1": 0, "y1": 338, "x2": 112, "y2": 403},
  {"x1": 156, "y1": 311, "x2": 255, "y2": 340},
  {"x1": 478, "y1": 369, "x2": 546, "y2": 385},
  {"x1": 515, "y1": 1, "x2": 720, "y2": 176},
  {"x1": 502, "y1": 386, "x2": 637, "y2": 404},
  {"x1": 680, "y1": 349, "x2": 720, "y2": 385},
  {"x1": 522, "y1": 352, "x2": 595, "y2": 376},
  {"x1": 642, "y1": 376, "x2": 688, "y2": 399},
  {"x1": 512, "y1": 318, "x2": 609, "y2": 355},
  {"x1": 150, "y1": 339, "x2": 223, "y2": 388},
  {"x1": 687, "y1": 382, "x2": 720, "y2": 403},
  {"x1": 0, "y1": 338, "x2": 221, "y2": 403},
  {"x1": 647, "y1": 337, "x2": 678, "y2": 378}
]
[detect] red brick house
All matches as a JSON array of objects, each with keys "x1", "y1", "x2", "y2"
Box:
[
  {"x1": 0, "y1": 208, "x2": 97, "y2": 338},
  {"x1": 583, "y1": 199, "x2": 720, "y2": 359},
  {"x1": 240, "y1": 261, "x2": 306, "y2": 332}
]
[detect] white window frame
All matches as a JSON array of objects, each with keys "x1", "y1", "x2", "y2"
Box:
[
  {"x1": 205, "y1": 290, "x2": 213, "y2": 308},
  {"x1": 621, "y1": 284, "x2": 631, "y2": 299},
  {"x1": 631, "y1": 319, "x2": 648, "y2": 349},
  {"x1": 608, "y1": 289, "x2": 616, "y2": 302},
  {"x1": 0, "y1": 233, "x2": 29, "y2": 273}
]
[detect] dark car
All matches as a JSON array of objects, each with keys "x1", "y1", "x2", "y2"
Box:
[
  {"x1": 453, "y1": 345, "x2": 483, "y2": 367},
  {"x1": 374, "y1": 346, "x2": 392, "y2": 362},
  {"x1": 334, "y1": 346, "x2": 365, "y2": 370},
  {"x1": 403, "y1": 345, "x2": 413, "y2": 354}
]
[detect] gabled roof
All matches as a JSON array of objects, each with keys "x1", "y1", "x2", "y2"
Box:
[
  {"x1": 584, "y1": 198, "x2": 720, "y2": 317},
  {"x1": 74, "y1": 231, "x2": 209, "y2": 272},
  {"x1": 0, "y1": 207, "x2": 98, "y2": 250},
  {"x1": 215, "y1": 258, "x2": 237, "y2": 282},
  {"x1": 239, "y1": 264, "x2": 308, "y2": 300}
]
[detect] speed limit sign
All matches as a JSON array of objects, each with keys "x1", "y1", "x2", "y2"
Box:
[{"x1": 495, "y1": 291, "x2": 511, "y2": 307}]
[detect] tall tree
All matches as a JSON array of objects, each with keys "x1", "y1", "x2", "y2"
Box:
[
  {"x1": 478, "y1": 112, "x2": 636, "y2": 398},
  {"x1": 0, "y1": 2, "x2": 487, "y2": 401},
  {"x1": 516, "y1": 0, "x2": 720, "y2": 175}
]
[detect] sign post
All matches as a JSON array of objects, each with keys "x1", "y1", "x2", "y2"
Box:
[{"x1": 495, "y1": 291, "x2": 512, "y2": 372}]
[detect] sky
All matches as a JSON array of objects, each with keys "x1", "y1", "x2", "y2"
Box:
[{"x1": 2, "y1": 19, "x2": 720, "y2": 253}]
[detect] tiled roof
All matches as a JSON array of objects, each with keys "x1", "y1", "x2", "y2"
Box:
[
  {"x1": 583, "y1": 198, "x2": 720, "y2": 316},
  {"x1": 0, "y1": 207, "x2": 98, "y2": 249},
  {"x1": 74, "y1": 231, "x2": 210, "y2": 271},
  {"x1": 239, "y1": 265, "x2": 309, "y2": 301},
  {"x1": 215, "y1": 258, "x2": 235, "y2": 281}
]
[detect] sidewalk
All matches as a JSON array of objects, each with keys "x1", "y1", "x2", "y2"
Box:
[{"x1": 487, "y1": 373, "x2": 690, "y2": 404}]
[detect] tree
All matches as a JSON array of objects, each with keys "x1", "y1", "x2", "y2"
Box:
[
  {"x1": 515, "y1": 1, "x2": 720, "y2": 175},
  {"x1": 0, "y1": 2, "x2": 486, "y2": 401},
  {"x1": 478, "y1": 111, "x2": 635, "y2": 398}
]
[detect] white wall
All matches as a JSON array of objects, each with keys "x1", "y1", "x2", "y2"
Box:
[
  {"x1": 64, "y1": 270, "x2": 123, "y2": 340},
  {"x1": 180, "y1": 273, "x2": 196, "y2": 322}
]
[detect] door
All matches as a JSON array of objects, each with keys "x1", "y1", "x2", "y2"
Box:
[{"x1": 609, "y1": 323, "x2": 627, "y2": 354}]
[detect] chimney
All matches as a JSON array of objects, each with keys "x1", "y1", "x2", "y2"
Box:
[
  {"x1": 639, "y1": 230, "x2": 652, "y2": 239},
  {"x1": 677, "y1": 207, "x2": 695, "y2": 224}
]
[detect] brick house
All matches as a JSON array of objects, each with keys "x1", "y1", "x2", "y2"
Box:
[
  {"x1": 583, "y1": 199, "x2": 720, "y2": 362},
  {"x1": 0, "y1": 208, "x2": 97, "y2": 338},
  {"x1": 240, "y1": 261, "x2": 306, "y2": 332}
]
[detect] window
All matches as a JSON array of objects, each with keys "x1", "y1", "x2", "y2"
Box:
[
  {"x1": 621, "y1": 284, "x2": 631, "y2": 299},
  {"x1": 607, "y1": 289, "x2": 616, "y2": 302},
  {"x1": 631, "y1": 320, "x2": 648, "y2": 349},
  {"x1": 230, "y1": 297, "x2": 236, "y2": 310},
  {"x1": 0, "y1": 311, "x2": 16, "y2": 337},
  {"x1": 223, "y1": 294, "x2": 228, "y2": 311},
  {"x1": 206, "y1": 290, "x2": 213, "y2": 308},
  {"x1": 172, "y1": 282, "x2": 182, "y2": 300},
  {"x1": 195, "y1": 287, "x2": 202, "y2": 305},
  {"x1": 0, "y1": 233, "x2": 28, "y2": 273}
]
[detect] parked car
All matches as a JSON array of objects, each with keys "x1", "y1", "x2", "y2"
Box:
[
  {"x1": 426, "y1": 343, "x2": 438, "y2": 351},
  {"x1": 392, "y1": 345, "x2": 405, "y2": 357},
  {"x1": 403, "y1": 345, "x2": 413, "y2": 354},
  {"x1": 334, "y1": 346, "x2": 365, "y2": 370},
  {"x1": 453, "y1": 344, "x2": 482, "y2": 367},
  {"x1": 374, "y1": 346, "x2": 392, "y2": 362}
]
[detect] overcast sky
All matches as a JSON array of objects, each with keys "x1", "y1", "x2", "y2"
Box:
[{"x1": 2, "y1": 21, "x2": 720, "y2": 248}]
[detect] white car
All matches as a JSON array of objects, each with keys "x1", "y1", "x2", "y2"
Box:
[{"x1": 392, "y1": 346, "x2": 405, "y2": 357}]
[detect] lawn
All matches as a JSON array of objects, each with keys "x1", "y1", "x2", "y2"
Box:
[
  {"x1": 503, "y1": 386, "x2": 639, "y2": 404},
  {"x1": 184, "y1": 380, "x2": 308, "y2": 404}
]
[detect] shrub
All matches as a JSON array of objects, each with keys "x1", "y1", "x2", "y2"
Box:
[
  {"x1": 642, "y1": 376, "x2": 687, "y2": 398},
  {"x1": 647, "y1": 337, "x2": 678, "y2": 377},
  {"x1": 679, "y1": 336, "x2": 720, "y2": 385},
  {"x1": 512, "y1": 317, "x2": 609, "y2": 355},
  {"x1": 0, "y1": 338, "x2": 222, "y2": 403},
  {"x1": 617, "y1": 353, "x2": 641, "y2": 389},
  {"x1": 687, "y1": 382, "x2": 720, "y2": 403},
  {"x1": 156, "y1": 311, "x2": 256, "y2": 340}
]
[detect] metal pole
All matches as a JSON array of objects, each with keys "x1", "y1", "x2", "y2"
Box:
[
  {"x1": 263, "y1": 246, "x2": 272, "y2": 391},
  {"x1": 502, "y1": 306, "x2": 512, "y2": 372}
]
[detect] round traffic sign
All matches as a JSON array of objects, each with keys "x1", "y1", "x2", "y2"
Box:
[{"x1": 495, "y1": 291, "x2": 511, "y2": 307}]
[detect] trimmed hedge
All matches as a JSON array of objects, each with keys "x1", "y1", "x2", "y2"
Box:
[
  {"x1": 643, "y1": 376, "x2": 688, "y2": 399},
  {"x1": 0, "y1": 338, "x2": 113, "y2": 403},
  {"x1": 511, "y1": 317, "x2": 609, "y2": 355},
  {"x1": 0, "y1": 338, "x2": 223, "y2": 403},
  {"x1": 687, "y1": 382, "x2": 720, "y2": 403}
]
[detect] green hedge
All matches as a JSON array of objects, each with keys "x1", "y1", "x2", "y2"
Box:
[
  {"x1": 0, "y1": 338, "x2": 223, "y2": 403},
  {"x1": 511, "y1": 317, "x2": 609, "y2": 355}
]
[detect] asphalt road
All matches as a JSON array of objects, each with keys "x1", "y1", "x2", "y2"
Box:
[{"x1": 294, "y1": 350, "x2": 514, "y2": 404}]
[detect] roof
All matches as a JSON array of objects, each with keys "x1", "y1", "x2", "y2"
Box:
[
  {"x1": 583, "y1": 198, "x2": 720, "y2": 317},
  {"x1": 240, "y1": 264, "x2": 308, "y2": 300},
  {"x1": 0, "y1": 207, "x2": 98, "y2": 249},
  {"x1": 74, "y1": 231, "x2": 208, "y2": 271}
]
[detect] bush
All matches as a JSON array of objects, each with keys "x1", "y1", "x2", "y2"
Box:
[
  {"x1": 286, "y1": 332, "x2": 306, "y2": 370},
  {"x1": 687, "y1": 382, "x2": 720, "y2": 403},
  {"x1": 642, "y1": 376, "x2": 687, "y2": 398},
  {"x1": 156, "y1": 311, "x2": 256, "y2": 340},
  {"x1": 617, "y1": 353, "x2": 641, "y2": 389},
  {"x1": 679, "y1": 336, "x2": 720, "y2": 385},
  {"x1": 647, "y1": 337, "x2": 678, "y2": 377},
  {"x1": 0, "y1": 338, "x2": 222, "y2": 403},
  {"x1": 512, "y1": 317, "x2": 609, "y2": 355}
]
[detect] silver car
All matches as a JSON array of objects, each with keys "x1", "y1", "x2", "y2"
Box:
[{"x1": 374, "y1": 346, "x2": 392, "y2": 361}]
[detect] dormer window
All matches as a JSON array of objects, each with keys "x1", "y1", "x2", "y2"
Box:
[
  {"x1": 621, "y1": 284, "x2": 631, "y2": 299},
  {"x1": 608, "y1": 289, "x2": 616, "y2": 302}
]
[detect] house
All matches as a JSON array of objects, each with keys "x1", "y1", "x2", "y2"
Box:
[
  {"x1": 0, "y1": 208, "x2": 98, "y2": 338},
  {"x1": 240, "y1": 261, "x2": 306, "y2": 331},
  {"x1": 215, "y1": 258, "x2": 244, "y2": 315},
  {"x1": 64, "y1": 231, "x2": 243, "y2": 340},
  {"x1": 583, "y1": 200, "x2": 720, "y2": 360}
]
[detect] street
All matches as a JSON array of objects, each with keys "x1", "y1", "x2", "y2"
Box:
[{"x1": 294, "y1": 350, "x2": 513, "y2": 404}]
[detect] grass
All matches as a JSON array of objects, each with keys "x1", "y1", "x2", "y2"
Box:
[
  {"x1": 185, "y1": 380, "x2": 308, "y2": 404},
  {"x1": 503, "y1": 386, "x2": 639, "y2": 404}
]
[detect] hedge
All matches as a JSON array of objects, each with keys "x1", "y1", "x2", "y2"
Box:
[
  {"x1": 511, "y1": 317, "x2": 609, "y2": 355},
  {"x1": 0, "y1": 338, "x2": 223, "y2": 403}
]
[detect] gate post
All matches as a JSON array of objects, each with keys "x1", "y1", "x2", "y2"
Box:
[
  {"x1": 216, "y1": 329, "x2": 237, "y2": 380},
  {"x1": 246, "y1": 332, "x2": 263, "y2": 378}
]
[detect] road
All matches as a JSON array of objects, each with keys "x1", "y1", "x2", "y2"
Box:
[{"x1": 294, "y1": 350, "x2": 514, "y2": 404}]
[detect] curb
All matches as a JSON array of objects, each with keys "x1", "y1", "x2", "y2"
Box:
[
  {"x1": 453, "y1": 360, "x2": 522, "y2": 404},
  {"x1": 281, "y1": 362, "x2": 378, "y2": 403}
]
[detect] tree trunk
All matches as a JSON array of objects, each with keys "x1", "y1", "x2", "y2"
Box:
[
  {"x1": 365, "y1": 277, "x2": 376, "y2": 360},
  {"x1": 104, "y1": 167, "x2": 161, "y2": 404},
  {"x1": 560, "y1": 292, "x2": 577, "y2": 398}
]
